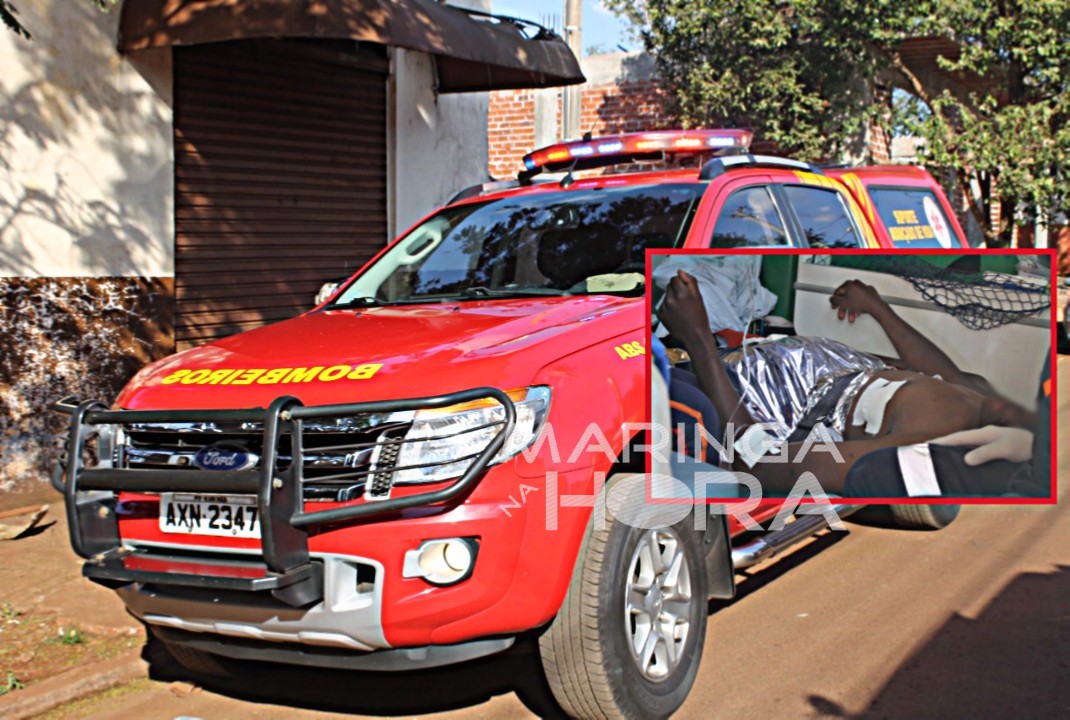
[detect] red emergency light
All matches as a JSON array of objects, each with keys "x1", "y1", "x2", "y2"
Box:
[{"x1": 521, "y1": 129, "x2": 753, "y2": 177}]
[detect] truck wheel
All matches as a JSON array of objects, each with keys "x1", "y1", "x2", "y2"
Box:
[
  {"x1": 889, "y1": 503, "x2": 960, "y2": 530},
  {"x1": 539, "y1": 497, "x2": 707, "y2": 719}
]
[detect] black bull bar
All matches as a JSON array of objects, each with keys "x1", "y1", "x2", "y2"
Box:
[{"x1": 54, "y1": 389, "x2": 515, "y2": 607}]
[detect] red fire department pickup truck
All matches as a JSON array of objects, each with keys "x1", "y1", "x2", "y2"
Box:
[{"x1": 56, "y1": 130, "x2": 968, "y2": 719}]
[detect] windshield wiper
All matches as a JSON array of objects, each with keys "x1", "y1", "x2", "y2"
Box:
[
  {"x1": 329, "y1": 297, "x2": 383, "y2": 309},
  {"x1": 333, "y1": 295, "x2": 467, "y2": 307},
  {"x1": 461, "y1": 286, "x2": 571, "y2": 298}
]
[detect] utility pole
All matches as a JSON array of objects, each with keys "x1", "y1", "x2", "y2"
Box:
[{"x1": 561, "y1": 0, "x2": 582, "y2": 140}]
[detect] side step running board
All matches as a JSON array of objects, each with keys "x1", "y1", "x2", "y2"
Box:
[{"x1": 732, "y1": 504, "x2": 860, "y2": 570}]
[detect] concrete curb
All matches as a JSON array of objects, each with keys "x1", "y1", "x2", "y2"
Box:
[{"x1": 0, "y1": 651, "x2": 146, "y2": 720}]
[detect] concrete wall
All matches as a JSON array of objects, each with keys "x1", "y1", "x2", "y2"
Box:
[
  {"x1": 389, "y1": 48, "x2": 491, "y2": 237},
  {"x1": 0, "y1": 0, "x2": 174, "y2": 277},
  {"x1": 388, "y1": 0, "x2": 491, "y2": 237}
]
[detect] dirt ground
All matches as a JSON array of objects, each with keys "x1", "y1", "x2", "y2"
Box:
[{"x1": 0, "y1": 484, "x2": 142, "y2": 701}]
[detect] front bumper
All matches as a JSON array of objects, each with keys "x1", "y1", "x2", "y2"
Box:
[{"x1": 56, "y1": 389, "x2": 515, "y2": 611}]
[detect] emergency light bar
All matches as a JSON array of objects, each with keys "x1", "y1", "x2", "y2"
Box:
[{"x1": 521, "y1": 129, "x2": 753, "y2": 179}]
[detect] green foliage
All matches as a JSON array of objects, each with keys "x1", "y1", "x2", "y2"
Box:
[
  {"x1": 56, "y1": 626, "x2": 85, "y2": 645},
  {"x1": 0, "y1": 670, "x2": 24, "y2": 695},
  {"x1": 606, "y1": 0, "x2": 1070, "y2": 244},
  {"x1": 0, "y1": 601, "x2": 21, "y2": 621},
  {"x1": 895, "y1": 1, "x2": 1070, "y2": 242}
]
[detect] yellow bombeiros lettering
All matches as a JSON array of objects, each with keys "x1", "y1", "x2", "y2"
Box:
[
  {"x1": 231, "y1": 368, "x2": 267, "y2": 385},
  {"x1": 348, "y1": 363, "x2": 383, "y2": 379},
  {"x1": 157, "y1": 364, "x2": 384, "y2": 386},
  {"x1": 257, "y1": 367, "x2": 290, "y2": 384},
  {"x1": 283, "y1": 366, "x2": 324, "y2": 383},
  {"x1": 181, "y1": 369, "x2": 212, "y2": 385},
  {"x1": 161, "y1": 369, "x2": 191, "y2": 385},
  {"x1": 204, "y1": 369, "x2": 234, "y2": 385},
  {"x1": 318, "y1": 364, "x2": 351, "y2": 382}
]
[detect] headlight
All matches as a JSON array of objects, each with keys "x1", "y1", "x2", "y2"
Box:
[{"x1": 389, "y1": 386, "x2": 551, "y2": 484}]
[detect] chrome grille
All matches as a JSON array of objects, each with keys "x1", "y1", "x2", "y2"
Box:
[{"x1": 121, "y1": 414, "x2": 413, "y2": 502}]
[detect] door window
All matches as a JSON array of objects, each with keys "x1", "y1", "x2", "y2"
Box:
[
  {"x1": 709, "y1": 186, "x2": 788, "y2": 247},
  {"x1": 781, "y1": 186, "x2": 862, "y2": 248}
]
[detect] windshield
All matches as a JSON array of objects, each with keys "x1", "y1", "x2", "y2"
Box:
[{"x1": 332, "y1": 183, "x2": 706, "y2": 306}]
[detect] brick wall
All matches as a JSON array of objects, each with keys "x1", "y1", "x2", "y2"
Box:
[
  {"x1": 487, "y1": 54, "x2": 891, "y2": 179},
  {"x1": 1056, "y1": 226, "x2": 1070, "y2": 276},
  {"x1": 578, "y1": 79, "x2": 674, "y2": 136},
  {"x1": 488, "y1": 89, "x2": 539, "y2": 180},
  {"x1": 487, "y1": 53, "x2": 679, "y2": 179},
  {"x1": 868, "y1": 122, "x2": 891, "y2": 163}
]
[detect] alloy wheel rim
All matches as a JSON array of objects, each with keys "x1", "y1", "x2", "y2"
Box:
[{"x1": 624, "y1": 528, "x2": 693, "y2": 682}]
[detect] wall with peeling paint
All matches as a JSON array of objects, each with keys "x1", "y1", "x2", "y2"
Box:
[
  {"x1": 0, "y1": 278, "x2": 174, "y2": 491},
  {"x1": 1, "y1": 1, "x2": 175, "y2": 490}
]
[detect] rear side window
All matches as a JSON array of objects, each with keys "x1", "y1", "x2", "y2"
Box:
[
  {"x1": 781, "y1": 186, "x2": 861, "y2": 248},
  {"x1": 869, "y1": 188, "x2": 957, "y2": 248},
  {"x1": 710, "y1": 186, "x2": 788, "y2": 247}
]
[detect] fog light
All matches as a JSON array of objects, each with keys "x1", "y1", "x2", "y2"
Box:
[{"x1": 402, "y1": 538, "x2": 478, "y2": 586}]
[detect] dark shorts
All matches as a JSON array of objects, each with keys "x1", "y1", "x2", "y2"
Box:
[{"x1": 843, "y1": 444, "x2": 1037, "y2": 498}]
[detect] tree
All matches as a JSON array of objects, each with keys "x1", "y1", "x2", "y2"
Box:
[
  {"x1": 2, "y1": 0, "x2": 113, "y2": 39},
  {"x1": 606, "y1": 0, "x2": 1070, "y2": 245}
]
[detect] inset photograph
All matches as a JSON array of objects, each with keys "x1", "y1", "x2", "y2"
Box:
[{"x1": 650, "y1": 251, "x2": 1055, "y2": 501}]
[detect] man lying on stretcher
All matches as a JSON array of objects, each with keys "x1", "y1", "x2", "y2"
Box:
[{"x1": 658, "y1": 269, "x2": 1046, "y2": 498}]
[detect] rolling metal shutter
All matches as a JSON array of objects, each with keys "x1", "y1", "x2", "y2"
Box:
[{"x1": 173, "y1": 40, "x2": 388, "y2": 349}]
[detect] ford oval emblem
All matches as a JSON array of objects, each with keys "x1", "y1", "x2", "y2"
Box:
[{"x1": 193, "y1": 444, "x2": 259, "y2": 472}]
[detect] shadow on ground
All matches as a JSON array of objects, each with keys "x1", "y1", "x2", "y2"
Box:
[
  {"x1": 146, "y1": 634, "x2": 567, "y2": 718},
  {"x1": 141, "y1": 525, "x2": 855, "y2": 718},
  {"x1": 806, "y1": 564, "x2": 1070, "y2": 718}
]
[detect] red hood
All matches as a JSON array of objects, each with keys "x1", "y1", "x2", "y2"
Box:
[{"x1": 118, "y1": 296, "x2": 642, "y2": 410}]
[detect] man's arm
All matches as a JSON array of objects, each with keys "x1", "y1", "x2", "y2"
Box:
[
  {"x1": 830, "y1": 280, "x2": 988, "y2": 392},
  {"x1": 658, "y1": 270, "x2": 757, "y2": 430}
]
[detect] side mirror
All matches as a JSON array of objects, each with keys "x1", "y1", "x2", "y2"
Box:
[{"x1": 315, "y1": 281, "x2": 340, "y2": 306}]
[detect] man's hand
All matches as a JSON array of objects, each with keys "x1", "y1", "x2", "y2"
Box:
[
  {"x1": 658, "y1": 270, "x2": 712, "y2": 347},
  {"x1": 829, "y1": 280, "x2": 887, "y2": 323},
  {"x1": 929, "y1": 425, "x2": 1034, "y2": 465}
]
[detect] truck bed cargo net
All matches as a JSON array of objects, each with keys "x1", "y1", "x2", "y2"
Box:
[{"x1": 834, "y1": 256, "x2": 1050, "y2": 331}]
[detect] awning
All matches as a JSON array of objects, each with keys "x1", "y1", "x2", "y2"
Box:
[{"x1": 118, "y1": 0, "x2": 586, "y2": 93}]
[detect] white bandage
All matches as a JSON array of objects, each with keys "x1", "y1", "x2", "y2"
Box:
[
  {"x1": 733, "y1": 425, "x2": 780, "y2": 469},
  {"x1": 851, "y1": 378, "x2": 907, "y2": 435},
  {"x1": 897, "y1": 444, "x2": 942, "y2": 496}
]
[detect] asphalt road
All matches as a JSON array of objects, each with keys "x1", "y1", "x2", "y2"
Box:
[{"x1": 73, "y1": 358, "x2": 1069, "y2": 720}]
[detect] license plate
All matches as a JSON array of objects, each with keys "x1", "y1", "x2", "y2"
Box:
[{"x1": 159, "y1": 493, "x2": 259, "y2": 538}]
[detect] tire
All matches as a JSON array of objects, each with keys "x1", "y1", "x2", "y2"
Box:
[
  {"x1": 539, "y1": 476, "x2": 708, "y2": 719},
  {"x1": 889, "y1": 503, "x2": 961, "y2": 530}
]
